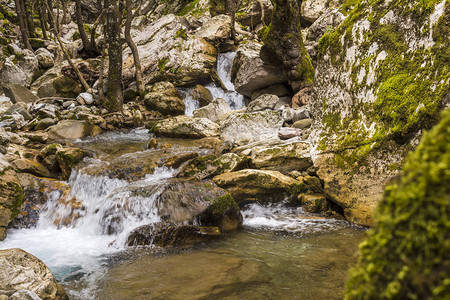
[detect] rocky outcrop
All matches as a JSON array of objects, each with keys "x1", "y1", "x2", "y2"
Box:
[
  {"x1": 0, "y1": 248, "x2": 68, "y2": 299},
  {"x1": 144, "y1": 81, "x2": 185, "y2": 115},
  {"x1": 0, "y1": 46, "x2": 39, "y2": 87},
  {"x1": 0, "y1": 155, "x2": 23, "y2": 241},
  {"x1": 213, "y1": 169, "x2": 304, "y2": 203},
  {"x1": 232, "y1": 41, "x2": 287, "y2": 97},
  {"x1": 127, "y1": 14, "x2": 217, "y2": 86},
  {"x1": 310, "y1": 0, "x2": 449, "y2": 226},
  {"x1": 152, "y1": 115, "x2": 220, "y2": 139},
  {"x1": 219, "y1": 110, "x2": 283, "y2": 146}
]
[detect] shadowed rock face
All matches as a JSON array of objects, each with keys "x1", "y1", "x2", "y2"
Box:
[{"x1": 0, "y1": 248, "x2": 68, "y2": 300}]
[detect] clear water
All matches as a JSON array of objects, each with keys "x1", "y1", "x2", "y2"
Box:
[
  {"x1": 0, "y1": 130, "x2": 364, "y2": 299},
  {"x1": 183, "y1": 52, "x2": 245, "y2": 116}
]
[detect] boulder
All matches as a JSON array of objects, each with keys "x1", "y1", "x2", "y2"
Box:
[
  {"x1": 191, "y1": 84, "x2": 213, "y2": 107},
  {"x1": 152, "y1": 115, "x2": 220, "y2": 139},
  {"x1": 278, "y1": 127, "x2": 303, "y2": 140},
  {"x1": 300, "y1": 194, "x2": 328, "y2": 213},
  {"x1": 232, "y1": 41, "x2": 287, "y2": 97},
  {"x1": 292, "y1": 118, "x2": 313, "y2": 129},
  {"x1": 164, "y1": 152, "x2": 199, "y2": 169},
  {"x1": 144, "y1": 81, "x2": 185, "y2": 115},
  {"x1": 35, "y1": 48, "x2": 55, "y2": 69},
  {"x1": 213, "y1": 169, "x2": 304, "y2": 203},
  {"x1": 0, "y1": 248, "x2": 68, "y2": 299},
  {"x1": 193, "y1": 98, "x2": 231, "y2": 122},
  {"x1": 292, "y1": 87, "x2": 311, "y2": 108},
  {"x1": 219, "y1": 110, "x2": 283, "y2": 146},
  {"x1": 300, "y1": 0, "x2": 329, "y2": 23},
  {"x1": 0, "y1": 97, "x2": 13, "y2": 115},
  {"x1": 2, "y1": 83, "x2": 39, "y2": 104},
  {"x1": 0, "y1": 48, "x2": 39, "y2": 87},
  {"x1": 195, "y1": 14, "x2": 231, "y2": 46},
  {"x1": 46, "y1": 120, "x2": 102, "y2": 141},
  {"x1": 235, "y1": 0, "x2": 273, "y2": 27},
  {"x1": 76, "y1": 92, "x2": 94, "y2": 105},
  {"x1": 0, "y1": 155, "x2": 23, "y2": 241},
  {"x1": 249, "y1": 141, "x2": 313, "y2": 173},
  {"x1": 56, "y1": 147, "x2": 90, "y2": 179},
  {"x1": 177, "y1": 153, "x2": 248, "y2": 179},
  {"x1": 11, "y1": 158, "x2": 52, "y2": 178},
  {"x1": 246, "y1": 94, "x2": 279, "y2": 112},
  {"x1": 251, "y1": 84, "x2": 291, "y2": 101},
  {"x1": 127, "y1": 14, "x2": 217, "y2": 86},
  {"x1": 4, "y1": 103, "x2": 33, "y2": 121},
  {"x1": 128, "y1": 224, "x2": 221, "y2": 247}
]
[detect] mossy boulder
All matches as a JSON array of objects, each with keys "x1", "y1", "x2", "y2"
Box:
[
  {"x1": 345, "y1": 109, "x2": 450, "y2": 299},
  {"x1": 47, "y1": 120, "x2": 102, "y2": 141},
  {"x1": 56, "y1": 147, "x2": 90, "y2": 179},
  {"x1": 311, "y1": 0, "x2": 449, "y2": 226},
  {"x1": 153, "y1": 115, "x2": 220, "y2": 139},
  {"x1": 212, "y1": 169, "x2": 305, "y2": 203},
  {"x1": 144, "y1": 81, "x2": 185, "y2": 116},
  {"x1": 0, "y1": 155, "x2": 23, "y2": 241}
]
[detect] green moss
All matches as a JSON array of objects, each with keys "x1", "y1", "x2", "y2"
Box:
[
  {"x1": 345, "y1": 109, "x2": 450, "y2": 299},
  {"x1": 176, "y1": 28, "x2": 188, "y2": 40},
  {"x1": 209, "y1": 193, "x2": 236, "y2": 216},
  {"x1": 157, "y1": 58, "x2": 169, "y2": 73},
  {"x1": 178, "y1": 0, "x2": 200, "y2": 16}
]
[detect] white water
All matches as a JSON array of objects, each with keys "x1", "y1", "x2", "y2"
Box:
[
  {"x1": 183, "y1": 52, "x2": 245, "y2": 116},
  {"x1": 242, "y1": 203, "x2": 351, "y2": 235}
]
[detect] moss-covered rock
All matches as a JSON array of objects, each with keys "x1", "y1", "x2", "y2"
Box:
[
  {"x1": 144, "y1": 81, "x2": 185, "y2": 116},
  {"x1": 345, "y1": 109, "x2": 450, "y2": 299},
  {"x1": 153, "y1": 115, "x2": 220, "y2": 139},
  {"x1": 311, "y1": 0, "x2": 449, "y2": 226},
  {"x1": 56, "y1": 147, "x2": 90, "y2": 180}
]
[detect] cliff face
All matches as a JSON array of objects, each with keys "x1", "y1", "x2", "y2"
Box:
[{"x1": 310, "y1": 0, "x2": 449, "y2": 226}]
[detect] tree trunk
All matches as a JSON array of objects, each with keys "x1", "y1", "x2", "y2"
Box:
[
  {"x1": 75, "y1": 0, "x2": 93, "y2": 56},
  {"x1": 104, "y1": 0, "x2": 123, "y2": 112},
  {"x1": 14, "y1": 0, "x2": 32, "y2": 50},
  {"x1": 24, "y1": 0, "x2": 36, "y2": 38},
  {"x1": 46, "y1": 0, "x2": 54, "y2": 28},
  {"x1": 125, "y1": 0, "x2": 145, "y2": 97},
  {"x1": 38, "y1": 0, "x2": 48, "y2": 39},
  {"x1": 227, "y1": 0, "x2": 241, "y2": 44},
  {"x1": 90, "y1": 9, "x2": 105, "y2": 53}
]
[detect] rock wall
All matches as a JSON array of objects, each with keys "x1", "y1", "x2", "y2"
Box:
[{"x1": 310, "y1": 0, "x2": 449, "y2": 226}]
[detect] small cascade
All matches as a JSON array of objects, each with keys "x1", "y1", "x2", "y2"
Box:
[{"x1": 183, "y1": 52, "x2": 245, "y2": 116}]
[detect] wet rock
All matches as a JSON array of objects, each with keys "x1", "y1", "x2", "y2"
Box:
[
  {"x1": 35, "y1": 48, "x2": 55, "y2": 69},
  {"x1": 144, "y1": 82, "x2": 185, "y2": 116},
  {"x1": 129, "y1": 14, "x2": 217, "y2": 86},
  {"x1": 219, "y1": 110, "x2": 283, "y2": 146},
  {"x1": 2, "y1": 83, "x2": 39, "y2": 104},
  {"x1": 46, "y1": 120, "x2": 102, "y2": 141},
  {"x1": 195, "y1": 14, "x2": 231, "y2": 46},
  {"x1": 232, "y1": 41, "x2": 287, "y2": 97},
  {"x1": 213, "y1": 169, "x2": 304, "y2": 203},
  {"x1": 300, "y1": 175, "x2": 323, "y2": 193},
  {"x1": 56, "y1": 147, "x2": 90, "y2": 179},
  {"x1": 0, "y1": 248, "x2": 68, "y2": 300},
  {"x1": 164, "y1": 152, "x2": 199, "y2": 169},
  {"x1": 292, "y1": 87, "x2": 311, "y2": 108},
  {"x1": 246, "y1": 94, "x2": 279, "y2": 112},
  {"x1": 193, "y1": 98, "x2": 231, "y2": 122},
  {"x1": 278, "y1": 127, "x2": 303, "y2": 140},
  {"x1": 177, "y1": 153, "x2": 248, "y2": 179},
  {"x1": 128, "y1": 224, "x2": 222, "y2": 247},
  {"x1": 249, "y1": 141, "x2": 313, "y2": 173},
  {"x1": 153, "y1": 115, "x2": 220, "y2": 139},
  {"x1": 300, "y1": 194, "x2": 328, "y2": 213},
  {"x1": 148, "y1": 138, "x2": 158, "y2": 149},
  {"x1": 293, "y1": 118, "x2": 313, "y2": 129},
  {"x1": 191, "y1": 84, "x2": 213, "y2": 107},
  {"x1": 0, "y1": 155, "x2": 23, "y2": 241}
]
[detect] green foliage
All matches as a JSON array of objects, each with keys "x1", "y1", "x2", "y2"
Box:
[
  {"x1": 157, "y1": 58, "x2": 169, "y2": 72},
  {"x1": 345, "y1": 110, "x2": 450, "y2": 299},
  {"x1": 176, "y1": 28, "x2": 188, "y2": 40}
]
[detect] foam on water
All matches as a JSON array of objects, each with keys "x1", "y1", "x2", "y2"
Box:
[
  {"x1": 183, "y1": 52, "x2": 244, "y2": 116},
  {"x1": 242, "y1": 203, "x2": 351, "y2": 234}
]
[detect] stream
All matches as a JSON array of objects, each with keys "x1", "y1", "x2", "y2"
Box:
[{"x1": 0, "y1": 52, "x2": 365, "y2": 299}]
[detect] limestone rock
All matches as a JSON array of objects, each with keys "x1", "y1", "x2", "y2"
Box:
[
  {"x1": 249, "y1": 141, "x2": 313, "y2": 173},
  {"x1": 213, "y1": 169, "x2": 303, "y2": 203},
  {"x1": 195, "y1": 14, "x2": 231, "y2": 46},
  {"x1": 177, "y1": 153, "x2": 248, "y2": 179},
  {"x1": 300, "y1": 194, "x2": 328, "y2": 213},
  {"x1": 153, "y1": 115, "x2": 220, "y2": 139},
  {"x1": 191, "y1": 84, "x2": 213, "y2": 107},
  {"x1": 144, "y1": 81, "x2": 185, "y2": 115},
  {"x1": 127, "y1": 14, "x2": 217, "y2": 86},
  {"x1": 278, "y1": 127, "x2": 303, "y2": 140},
  {"x1": 193, "y1": 98, "x2": 231, "y2": 122},
  {"x1": 2, "y1": 83, "x2": 39, "y2": 104},
  {"x1": 56, "y1": 147, "x2": 90, "y2": 179},
  {"x1": 46, "y1": 120, "x2": 102, "y2": 141},
  {"x1": 35, "y1": 48, "x2": 55, "y2": 69},
  {"x1": 246, "y1": 94, "x2": 279, "y2": 112},
  {"x1": 232, "y1": 41, "x2": 287, "y2": 97},
  {"x1": 0, "y1": 248, "x2": 68, "y2": 299},
  {"x1": 0, "y1": 48, "x2": 39, "y2": 87},
  {"x1": 293, "y1": 118, "x2": 313, "y2": 129},
  {"x1": 11, "y1": 158, "x2": 52, "y2": 178},
  {"x1": 251, "y1": 84, "x2": 290, "y2": 101},
  {"x1": 301, "y1": 0, "x2": 329, "y2": 23},
  {"x1": 0, "y1": 155, "x2": 23, "y2": 241},
  {"x1": 219, "y1": 110, "x2": 283, "y2": 146},
  {"x1": 35, "y1": 118, "x2": 56, "y2": 131}
]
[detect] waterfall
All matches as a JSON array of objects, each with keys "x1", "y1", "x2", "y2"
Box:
[{"x1": 183, "y1": 52, "x2": 245, "y2": 116}]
